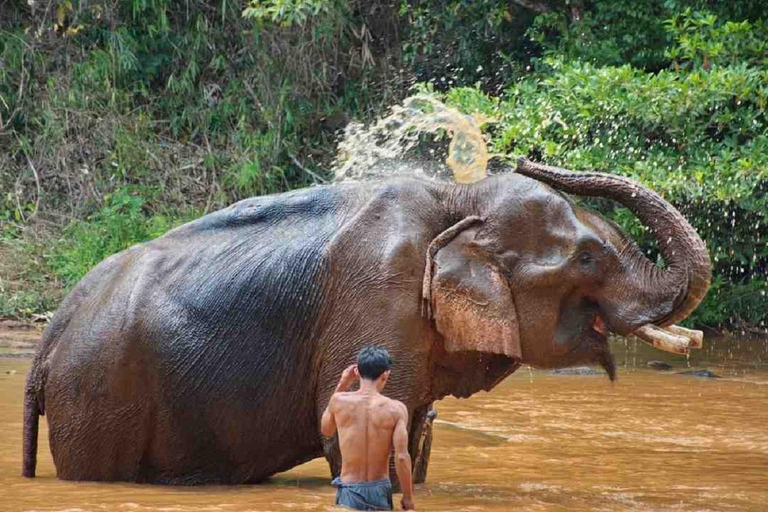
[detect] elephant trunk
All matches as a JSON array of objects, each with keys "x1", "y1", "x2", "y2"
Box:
[{"x1": 515, "y1": 158, "x2": 711, "y2": 335}]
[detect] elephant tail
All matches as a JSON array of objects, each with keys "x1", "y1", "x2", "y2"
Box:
[{"x1": 22, "y1": 361, "x2": 44, "y2": 478}]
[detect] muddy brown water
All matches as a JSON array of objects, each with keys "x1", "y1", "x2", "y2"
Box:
[{"x1": 1, "y1": 335, "x2": 767, "y2": 512}]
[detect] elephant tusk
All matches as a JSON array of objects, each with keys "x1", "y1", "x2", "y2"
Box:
[
  {"x1": 633, "y1": 324, "x2": 691, "y2": 355},
  {"x1": 662, "y1": 324, "x2": 704, "y2": 349}
]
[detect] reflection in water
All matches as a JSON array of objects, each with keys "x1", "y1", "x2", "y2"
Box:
[{"x1": 1, "y1": 336, "x2": 767, "y2": 511}]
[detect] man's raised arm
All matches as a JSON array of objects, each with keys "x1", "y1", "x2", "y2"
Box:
[
  {"x1": 392, "y1": 402, "x2": 415, "y2": 510},
  {"x1": 320, "y1": 396, "x2": 337, "y2": 437},
  {"x1": 320, "y1": 364, "x2": 358, "y2": 437}
]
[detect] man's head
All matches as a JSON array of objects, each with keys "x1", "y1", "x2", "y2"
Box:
[{"x1": 356, "y1": 346, "x2": 392, "y2": 388}]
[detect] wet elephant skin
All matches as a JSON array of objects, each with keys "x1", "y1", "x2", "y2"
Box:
[{"x1": 22, "y1": 168, "x2": 710, "y2": 484}]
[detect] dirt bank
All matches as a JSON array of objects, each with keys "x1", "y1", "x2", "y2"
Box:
[{"x1": 0, "y1": 320, "x2": 44, "y2": 358}]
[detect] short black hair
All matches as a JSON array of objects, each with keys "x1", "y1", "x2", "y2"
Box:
[{"x1": 357, "y1": 346, "x2": 392, "y2": 380}]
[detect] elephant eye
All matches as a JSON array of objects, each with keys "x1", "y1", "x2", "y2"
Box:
[{"x1": 579, "y1": 251, "x2": 595, "y2": 266}]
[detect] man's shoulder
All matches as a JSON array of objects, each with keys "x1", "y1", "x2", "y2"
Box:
[
  {"x1": 331, "y1": 390, "x2": 370, "y2": 407},
  {"x1": 330, "y1": 391, "x2": 357, "y2": 403},
  {"x1": 328, "y1": 391, "x2": 353, "y2": 408},
  {"x1": 379, "y1": 396, "x2": 408, "y2": 417}
]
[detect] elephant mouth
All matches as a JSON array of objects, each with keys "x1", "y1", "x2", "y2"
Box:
[
  {"x1": 588, "y1": 313, "x2": 616, "y2": 380},
  {"x1": 553, "y1": 305, "x2": 615, "y2": 379},
  {"x1": 591, "y1": 314, "x2": 607, "y2": 338}
]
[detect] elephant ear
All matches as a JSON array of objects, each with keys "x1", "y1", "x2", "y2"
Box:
[{"x1": 423, "y1": 218, "x2": 522, "y2": 360}]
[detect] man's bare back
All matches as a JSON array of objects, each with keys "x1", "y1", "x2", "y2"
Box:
[
  {"x1": 321, "y1": 348, "x2": 415, "y2": 511},
  {"x1": 331, "y1": 388, "x2": 407, "y2": 482}
]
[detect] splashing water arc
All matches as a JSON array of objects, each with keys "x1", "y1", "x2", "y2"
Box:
[{"x1": 333, "y1": 95, "x2": 492, "y2": 183}]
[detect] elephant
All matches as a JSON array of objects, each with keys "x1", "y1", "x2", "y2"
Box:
[{"x1": 22, "y1": 158, "x2": 711, "y2": 484}]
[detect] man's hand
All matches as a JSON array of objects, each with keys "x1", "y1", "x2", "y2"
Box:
[
  {"x1": 335, "y1": 364, "x2": 358, "y2": 393},
  {"x1": 401, "y1": 495, "x2": 415, "y2": 510}
]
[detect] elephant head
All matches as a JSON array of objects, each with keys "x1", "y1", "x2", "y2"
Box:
[{"x1": 423, "y1": 158, "x2": 711, "y2": 381}]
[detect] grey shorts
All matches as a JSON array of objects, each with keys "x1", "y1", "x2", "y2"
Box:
[{"x1": 332, "y1": 477, "x2": 394, "y2": 511}]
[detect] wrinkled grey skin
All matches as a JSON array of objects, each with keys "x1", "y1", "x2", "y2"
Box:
[{"x1": 22, "y1": 161, "x2": 710, "y2": 484}]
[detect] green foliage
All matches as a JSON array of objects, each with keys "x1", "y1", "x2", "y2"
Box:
[
  {"x1": 528, "y1": 0, "x2": 768, "y2": 70},
  {"x1": 49, "y1": 189, "x2": 198, "y2": 287},
  {"x1": 1, "y1": 0, "x2": 388, "y2": 227},
  {"x1": 399, "y1": 0, "x2": 532, "y2": 89},
  {"x1": 1, "y1": 0, "x2": 401, "y2": 320},
  {"x1": 529, "y1": 1, "x2": 673, "y2": 70},
  {"x1": 494, "y1": 60, "x2": 767, "y2": 204},
  {"x1": 0, "y1": 289, "x2": 58, "y2": 319},
  {"x1": 0, "y1": 30, "x2": 30, "y2": 132},
  {"x1": 0, "y1": 238, "x2": 62, "y2": 319},
  {"x1": 664, "y1": 10, "x2": 768, "y2": 69},
  {"x1": 695, "y1": 278, "x2": 767, "y2": 329},
  {"x1": 243, "y1": 0, "x2": 340, "y2": 26}
]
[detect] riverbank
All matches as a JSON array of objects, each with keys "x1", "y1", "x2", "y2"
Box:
[{"x1": 0, "y1": 320, "x2": 43, "y2": 358}]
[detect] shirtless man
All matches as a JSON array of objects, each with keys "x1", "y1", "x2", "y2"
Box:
[{"x1": 321, "y1": 346, "x2": 415, "y2": 511}]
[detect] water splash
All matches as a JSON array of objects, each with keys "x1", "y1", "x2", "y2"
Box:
[{"x1": 332, "y1": 95, "x2": 493, "y2": 184}]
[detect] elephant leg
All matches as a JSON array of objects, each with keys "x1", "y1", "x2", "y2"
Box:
[
  {"x1": 388, "y1": 403, "x2": 438, "y2": 490},
  {"x1": 411, "y1": 404, "x2": 437, "y2": 484},
  {"x1": 323, "y1": 435, "x2": 342, "y2": 479}
]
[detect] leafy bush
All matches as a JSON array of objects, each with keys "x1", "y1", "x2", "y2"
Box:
[
  {"x1": 528, "y1": 0, "x2": 767, "y2": 70},
  {"x1": 49, "y1": 188, "x2": 198, "y2": 287},
  {"x1": 243, "y1": 0, "x2": 340, "y2": 25},
  {"x1": 664, "y1": 9, "x2": 768, "y2": 69},
  {"x1": 1, "y1": 0, "x2": 398, "y2": 227},
  {"x1": 398, "y1": 0, "x2": 534, "y2": 91},
  {"x1": 0, "y1": 238, "x2": 62, "y2": 318}
]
